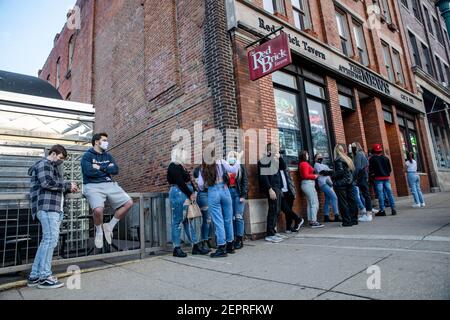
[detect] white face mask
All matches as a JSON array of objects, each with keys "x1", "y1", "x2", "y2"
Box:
[{"x1": 100, "y1": 141, "x2": 109, "y2": 151}]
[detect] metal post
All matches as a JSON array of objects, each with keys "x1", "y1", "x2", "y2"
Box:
[
  {"x1": 160, "y1": 194, "x2": 168, "y2": 251},
  {"x1": 139, "y1": 196, "x2": 145, "y2": 259}
]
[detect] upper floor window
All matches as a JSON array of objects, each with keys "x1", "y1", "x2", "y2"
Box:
[
  {"x1": 382, "y1": 41, "x2": 395, "y2": 82},
  {"x1": 292, "y1": 0, "x2": 311, "y2": 30},
  {"x1": 435, "y1": 56, "x2": 446, "y2": 83},
  {"x1": 379, "y1": 0, "x2": 392, "y2": 24},
  {"x1": 264, "y1": 0, "x2": 286, "y2": 16},
  {"x1": 411, "y1": 0, "x2": 422, "y2": 23},
  {"x1": 336, "y1": 9, "x2": 352, "y2": 57},
  {"x1": 68, "y1": 35, "x2": 75, "y2": 72},
  {"x1": 408, "y1": 32, "x2": 422, "y2": 68},
  {"x1": 421, "y1": 43, "x2": 434, "y2": 76},
  {"x1": 434, "y1": 17, "x2": 445, "y2": 44},
  {"x1": 392, "y1": 49, "x2": 405, "y2": 85},
  {"x1": 352, "y1": 21, "x2": 369, "y2": 66},
  {"x1": 56, "y1": 57, "x2": 61, "y2": 89},
  {"x1": 423, "y1": 6, "x2": 434, "y2": 35}
]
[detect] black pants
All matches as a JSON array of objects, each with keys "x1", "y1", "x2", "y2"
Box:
[
  {"x1": 282, "y1": 192, "x2": 301, "y2": 230},
  {"x1": 357, "y1": 178, "x2": 373, "y2": 212},
  {"x1": 267, "y1": 188, "x2": 282, "y2": 236},
  {"x1": 335, "y1": 186, "x2": 358, "y2": 225}
]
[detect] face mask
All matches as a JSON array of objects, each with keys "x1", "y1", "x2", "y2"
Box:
[
  {"x1": 228, "y1": 157, "x2": 236, "y2": 165},
  {"x1": 54, "y1": 159, "x2": 64, "y2": 166},
  {"x1": 317, "y1": 158, "x2": 323, "y2": 164},
  {"x1": 100, "y1": 141, "x2": 109, "y2": 151}
]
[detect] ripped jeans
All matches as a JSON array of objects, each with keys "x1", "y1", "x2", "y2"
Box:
[
  {"x1": 197, "y1": 191, "x2": 211, "y2": 241},
  {"x1": 229, "y1": 187, "x2": 245, "y2": 237}
]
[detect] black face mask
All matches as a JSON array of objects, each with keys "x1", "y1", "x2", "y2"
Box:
[
  {"x1": 317, "y1": 158, "x2": 323, "y2": 164},
  {"x1": 53, "y1": 160, "x2": 64, "y2": 166}
]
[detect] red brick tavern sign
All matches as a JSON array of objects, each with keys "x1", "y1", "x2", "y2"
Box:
[{"x1": 248, "y1": 33, "x2": 292, "y2": 81}]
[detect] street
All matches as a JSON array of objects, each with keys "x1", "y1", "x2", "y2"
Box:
[{"x1": 1, "y1": 192, "x2": 449, "y2": 300}]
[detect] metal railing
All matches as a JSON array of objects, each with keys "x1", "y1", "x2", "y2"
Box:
[{"x1": 0, "y1": 192, "x2": 169, "y2": 275}]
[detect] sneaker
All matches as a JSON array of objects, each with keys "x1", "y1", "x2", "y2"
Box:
[
  {"x1": 95, "y1": 230, "x2": 104, "y2": 249},
  {"x1": 293, "y1": 218, "x2": 305, "y2": 231},
  {"x1": 310, "y1": 221, "x2": 325, "y2": 229},
  {"x1": 265, "y1": 236, "x2": 283, "y2": 243},
  {"x1": 27, "y1": 276, "x2": 40, "y2": 287},
  {"x1": 359, "y1": 208, "x2": 367, "y2": 215},
  {"x1": 102, "y1": 223, "x2": 113, "y2": 245},
  {"x1": 285, "y1": 229, "x2": 292, "y2": 234},
  {"x1": 372, "y1": 209, "x2": 379, "y2": 214},
  {"x1": 37, "y1": 276, "x2": 64, "y2": 289},
  {"x1": 375, "y1": 210, "x2": 386, "y2": 217},
  {"x1": 421, "y1": 203, "x2": 426, "y2": 208},
  {"x1": 412, "y1": 203, "x2": 421, "y2": 208},
  {"x1": 275, "y1": 233, "x2": 288, "y2": 239},
  {"x1": 358, "y1": 214, "x2": 373, "y2": 222}
]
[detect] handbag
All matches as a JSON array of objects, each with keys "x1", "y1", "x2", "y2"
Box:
[{"x1": 184, "y1": 199, "x2": 202, "y2": 219}]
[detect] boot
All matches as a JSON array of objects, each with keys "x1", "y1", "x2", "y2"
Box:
[
  {"x1": 210, "y1": 245, "x2": 228, "y2": 258},
  {"x1": 234, "y1": 236, "x2": 244, "y2": 250},
  {"x1": 391, "y1": 209, "x2": 397, "y2": 216},
  {"x1": 192, "y1": 243, "x2": 209, "y2": 255},
  {"x1": 173, "y1": 247, "x2": 187, "y2": 258},
  {"x1": 334, "y1": 215, "x2": 342, "y2": 223},
  {"x1": 207, "y1": 238, "x2": 216, "y2": 249},
  {"x1": 323, "y1": 216, "x2": 332, "y2": 222},
  {"x1": 201, "y1": 240, "x2": 211, "y2": 253},
  {"x1": 226, "y1": 241, "x2": 236, "y2": 254}
]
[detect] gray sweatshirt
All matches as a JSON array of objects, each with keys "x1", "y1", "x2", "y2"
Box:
[{"x1": 354, "y1": 151, "x2": 369, "y2": 180}]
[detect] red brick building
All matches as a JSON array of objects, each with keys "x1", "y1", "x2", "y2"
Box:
[{"x1": 40, "y1": 0, "x2": 437, "y2": 237}]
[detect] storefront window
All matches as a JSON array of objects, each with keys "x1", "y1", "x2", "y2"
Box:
[
  {"x1": 307, "y1": 99, "x2": 332, "y2": 164},
  {"x1": 398, "y1": 115, "x2": 422, "y2": 171},
  {"x1": 274, "y1": 88, "x2": 302, "y2": 166}
]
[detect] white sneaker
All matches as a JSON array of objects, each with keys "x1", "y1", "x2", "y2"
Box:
[
  {"x1": 359, "y1": 209, "x2": 367, "y2": 215},
  {"x1": 358, "y1": 214, "x2": 373, "y2": 222},
  {"x1": 265, "y1": 236, "x2": 283, "y2": 243},
  {"x1": 275, "y1": 233, "x2": 288, "y2": 239},
  {"x1": 412, "y1": 204, "x2": 421, "y2": 208},
  {"x1": 421, "y1": 203, "x2": 426, "y2": 208},
  {"x1": 372, "y1": 209, "x2": 379, "y2": 214},
  {"x1": 103, "y1": 223, "x2": 113, "y2": 245},
  {"x1": 95, "y1": 230, "x2": 104, "y2": 249}
]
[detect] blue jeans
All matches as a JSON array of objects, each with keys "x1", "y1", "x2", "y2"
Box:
[
  {"x1": 208, "y1": 183, "x2": 234, "y2": 246},
  {"x1": 229, "y1": 187, "x2": 245, "y2": 237},
  {"x1": 197, "y1": 191, "x2": 211, "y2": 241},
  {"x1": 30, "y1": 211, "x2": 63, "y2": 279},
  {"x1": 407, "y1": 172, "x2": 424, "y2": 205},
  {"x1": 169, "y1": 185, "x2": 198, "y2": 248},
  {"x1": 352, "y1": 185, "x2": 366, "y2": 211},
  {"x1": 374, "y1": 180, "x2": 396, "y2": 211},
  {"x1": 319, "y1": 184, "x2": 339, "y2": 217}
]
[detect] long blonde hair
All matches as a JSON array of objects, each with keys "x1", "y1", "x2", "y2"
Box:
[{"x1": 334, "y1": 144, "x2": 355, "y2": 172}]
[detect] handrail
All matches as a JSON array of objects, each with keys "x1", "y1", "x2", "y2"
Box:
[{"x1": 0, "y1": 192, "x2": 168, "y2": 201}]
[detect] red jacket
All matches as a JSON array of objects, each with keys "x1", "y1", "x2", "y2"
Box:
[{"x1": 299, "y1": 161, "x2": 318, "y2": 180}]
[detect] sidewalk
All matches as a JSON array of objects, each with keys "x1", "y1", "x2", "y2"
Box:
[{"x1": 1, "y1": 192, "x2": 449, "y2": 300}]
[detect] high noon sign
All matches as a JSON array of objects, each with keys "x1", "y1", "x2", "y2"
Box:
[{"x1": 248, "y1": 33, "x2": 292, "y2": 81}]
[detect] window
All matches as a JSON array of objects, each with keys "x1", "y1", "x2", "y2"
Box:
[
  {"x1": 382, "y1": 42, "x2": 395, "y2": 82},
  {"x1": 445, "y1": 64, "x2": 450, "y2": 85},
  {"x1": 423, "y1": 6, "x2": 434, "y2": 35},
  {"x1": 264, "y1": 0, "x2": 286, "y2": 16},
  {"x1": 408, "y1": 32, "x2": 422, "y2": 68},
  {"x1": 398, "y1": 114, "x2": 422, "y2": 170},
  {"x1": 383, "y1": 110, "x2": 393, "y2": 123},
  {"x1": 421, "y1": 43, "x2": 434, "y2": 76},
  {"x1": 338, "y1": 84, "x2": 355, "y2": 111},
  {"x1": 292, "y1": 0, "x2": 311, "y2": 30},
  {"x1": 436, "y1": 57, "x2": 445, "y2": 83},
  {"x1": 336, "y1": 10, "x2": 352, "y2": 57},
  {"x1": 411, "y1": 0, "x2": 422, "y2": 22},
  {"x1": 434, "y1": 17, "x2": 444, "y2": 44},
  {"x1": 46, "y1": 74, "x2": 51, "y2": 83},
  {"x1": 68, "y1": 35, "x2": 75, "y2": 71},
  {"x1": 380, "y1": 0, "x2": 392, "y2": 24},
  {"x1": 353, "y1": 21, "x2": 369, "y2": 66},
  {"x1": 392, "y1": 49, "x2": 405, "y2": 85},
  {"x1": 401, "y1": 0, "x2": 408, "y2": 8},
  {"x1": 56, "y1": 57, "x2": 61, "y2": 89}
]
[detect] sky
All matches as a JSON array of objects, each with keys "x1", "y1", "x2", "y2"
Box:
[{"x1": 0, "y1": 0, "x2": 76, "y2": 77}]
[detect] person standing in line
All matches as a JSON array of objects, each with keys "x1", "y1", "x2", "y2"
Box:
[
  {"x1": 167, "y1": 149, "x2": 208, "y2": 258},
  {"x1": 314, "y1": 154, "x2": 341, "y2": 223},
  {"x1": 225, "y1": 151, "x2": 248, "y2": 250},
  {"x1": 369, "y1": 144, "x2": 397, "y2": 216},
  {"x1": 27, "y1": 145, "x2": 78, "y2": 289},
  {"x1": 332, "y1": 145, "x2": 359, "y2": 227},
  {"x1": 197, "y1": 153, "x2": 241, "y2": 257},
  {"x1": 405, "y1": 152, "x2": 425, "y2": 208},
  {"x1": 299, "y1": 151, "x2": 324, "y2": 229},
  {"x1": 81, "y1": 133, "x2": 134, "y2": 250},
  {"x1": 193, "y1": 165, "x2": 213, "y2": 252},
  {"x1": 279, "y1": 151, "x2": 305, "y2": 233},
  {"x1": 351, "y1": 142, "x2": 374, "y2": 222}
]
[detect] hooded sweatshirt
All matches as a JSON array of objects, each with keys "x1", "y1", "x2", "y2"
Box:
[{"x1": 81, "y1": 148, "x2": 119, "y2": 184}]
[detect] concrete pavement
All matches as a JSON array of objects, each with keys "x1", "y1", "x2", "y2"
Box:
[{"x1": 1, "y1": 192, "x2": 449, "y2": 300}]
